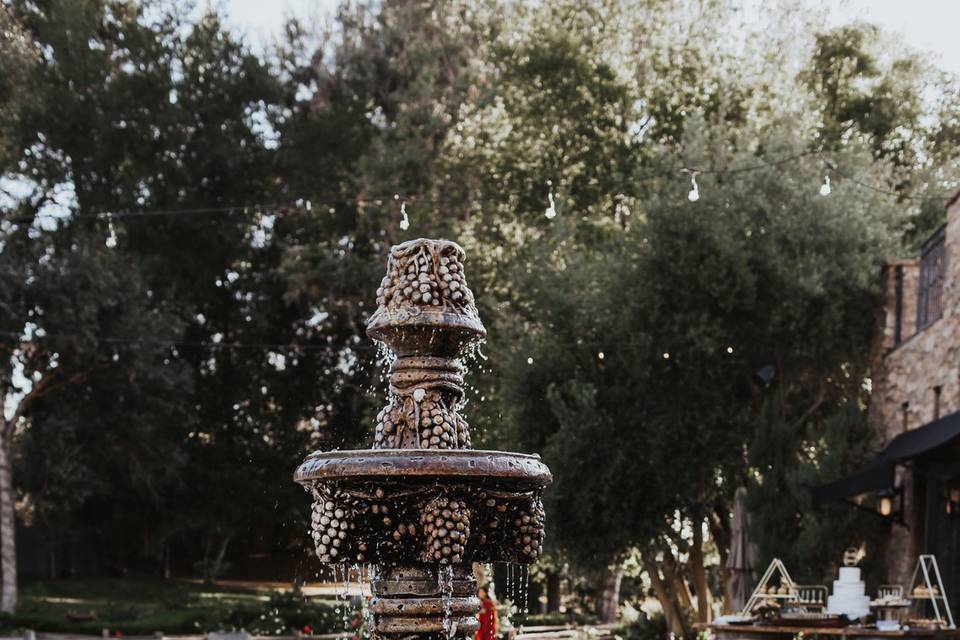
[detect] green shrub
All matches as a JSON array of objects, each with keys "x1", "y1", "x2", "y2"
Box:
[
  {"x1": 621, "y1": 612, "x2": 667, "y2": 640},
  {"x1": 0, "y1": 579, "x2": 356, "y2": 636}
]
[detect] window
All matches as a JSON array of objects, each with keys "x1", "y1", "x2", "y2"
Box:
[
  {"x1": 917, "y1": 226, "x2": 946, "y2": 330},
  {"x1": 934, "y1": 386, "x2": 942, "y2": 421}
]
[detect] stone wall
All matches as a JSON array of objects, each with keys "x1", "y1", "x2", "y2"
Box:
[
  {"x1": 874, "y1": 199, "x2": 960, "y2": 443},
  {"x1": 872, "y1": 191, "x2": 960, "y2": 586}
]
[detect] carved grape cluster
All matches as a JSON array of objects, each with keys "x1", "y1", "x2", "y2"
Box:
[
  {"x1": 418, "y1": 391, "x2": 466, "y2": 450},
  {"x1": 311, "y1": 486, "x2": 356, "y2": 562},
  {"x1": 456, "y1": 414, "x2": 471, "y2": 448},
  {"x1": 308, "y1": 483, "x2": 545, "y2": 567},
  {"x1": 420, "y1": 496, "x2": 470, "y2": 564},
  {"x1": 472, "y1": 493, "x2": 546, "y2": 563},
  {"x1": 374, "y1": 391, "x2": 472, "y2": 450},
  {"x1": 512, "y1": 498, "x2": 545, "y2": 562},
  {"x1": 375, "y1": 246, "x2": 474, "y2": 311},
  {"x1": 374, "y1": 399, "x2": 406, "y2": 449},
  {"x1": 436, "y1": 254, "x2": 472, "y2": 306}
]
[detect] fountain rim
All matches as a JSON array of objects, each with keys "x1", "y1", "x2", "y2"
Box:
[
  {"x1": 294, "y1": 448, "x2": 552, "y2": 487},
  {"x1": 365, "y1": 305, "x2": 486, "y2": 343}
]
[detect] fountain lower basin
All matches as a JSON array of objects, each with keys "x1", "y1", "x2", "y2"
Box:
[{"x1": 295, "y1": 449, "x2": 551, "y2": 489}]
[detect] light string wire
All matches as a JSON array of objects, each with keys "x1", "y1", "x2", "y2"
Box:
[
  {"x1": 0, "y1": 329, "x2": 378, "y2": 353},
  {"x1": 0, "y1": 151, "x2": 954, "y2": 355},
  {"x1": 1, "y1": 150, "x2": 955, "y2": 225}
]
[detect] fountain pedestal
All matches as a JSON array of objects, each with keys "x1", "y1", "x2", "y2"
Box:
[
  {"x1": 295, "y1": 239, "x2": 551, "y2": 639},
  {"x1": 370, "y1": 565, "x2": 479, "y2": 637}
]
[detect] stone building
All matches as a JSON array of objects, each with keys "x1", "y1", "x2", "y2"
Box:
[{"x1": 816, "y1": 189, "x2": 960, "y2": 617}]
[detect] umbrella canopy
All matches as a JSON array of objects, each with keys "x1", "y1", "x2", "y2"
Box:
[{"x1": 725, "y1": 487, "x2": 757, "y2": 612}]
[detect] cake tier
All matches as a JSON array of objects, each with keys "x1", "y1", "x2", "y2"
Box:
[
  {"x1": 838, "y1": 567, "x2": 861, "y2": 582},
  {"x1": 826, "y1": 594, "x2": 870, "y2": 618},
  {"x1": 832, "y1": 581, "x2": 866, "y2": 597}
]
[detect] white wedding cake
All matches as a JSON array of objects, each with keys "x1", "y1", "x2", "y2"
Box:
[{"x1": 826, "y1": 566, "x2": 871, "y2": 619}]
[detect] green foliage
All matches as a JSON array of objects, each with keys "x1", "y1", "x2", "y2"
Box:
[
  {"x1": 490, "y1": 138, "x2": 901, "y2": 569},
  {"x1": 747, "y1": 402, "x2": 888, "y2": 583},
  {"x1": 0, "y1": 5, "x2": 35, "y2": 166},
  {"x1": 1, "y1": 0, "x2": 959, "y2": 601},
  {"x1": 0, "y1": 579, "x2": 350, "y2": 635},
  {"x1": 621, "y1": 612, "x2": 667, "y2": 640}
]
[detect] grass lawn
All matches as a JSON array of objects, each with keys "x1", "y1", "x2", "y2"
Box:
[{"x1": 1, "y1": 579, "x2": 354, "y2": 636}]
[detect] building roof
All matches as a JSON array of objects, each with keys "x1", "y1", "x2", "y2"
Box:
[{"x1": 814, "y1": 409, "x2": 960, "y2": 503}]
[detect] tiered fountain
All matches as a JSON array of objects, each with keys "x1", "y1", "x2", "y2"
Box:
[{"x1": 295, "y1": 238, "x2": 551, "y2": 639}]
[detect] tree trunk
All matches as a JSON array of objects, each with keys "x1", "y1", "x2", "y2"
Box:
[
  {"x1": 708, "y1": 504, "x2": 733, "y2": 614},
  {"x1": 598, "y1": 566, "x2": 623, "y2": 623},
  {"x1": 661, "y1": 548, "x2": 693, "y2": 612},
  {"x1": 47, "y1": 544, "x2": 56, "y2": 580},
  {"x1": 163, "y1": 542, "x2": 171, "y2": 579},
  {"x1": 642, "y1": 553, "x2": 686, "y2": 637},
  {"x1": 208, "y1": 535, "x2": 231, "y2": 582},
  {"x1": 0, "y1": 433, "x2": 17, "y2": 612},
  {"x1": 546, "y1": 571, "x2": 561, "y2": 613},
  {"x1": 292, "y1": 571, "x2": 304, "y2": 597},
  {"x1": 690, "y1": 520, "x2": 711, "y2": 623}
]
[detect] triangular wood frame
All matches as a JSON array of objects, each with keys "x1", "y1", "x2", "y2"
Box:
[
  {"x1": 907, "y1": 554, "x2": 955, "y2": 629},
  {"x1": 743, "y1": 558, "x2": 797, "y2": 614}
]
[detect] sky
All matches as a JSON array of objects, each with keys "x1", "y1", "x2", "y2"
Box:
[{"x1": 221, "y1": 0, "x2": 960, "y2": 75}]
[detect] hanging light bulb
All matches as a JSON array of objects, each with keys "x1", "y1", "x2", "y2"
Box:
[
  {"x1": 685, "y1": 171, "x2": 700, "y2": 202},
  {"x1": 395, "y1": 194, "x2": 410, "y2": 231},
  {"x1": 105, "y1": 213, "x2": 118, "y2": 248},
  {"x1": 544, "y1": 180, "x2": 557, "y2": 219},
  {"x1": 819, "y1": 175, "x2": 832, "y2": 196}
]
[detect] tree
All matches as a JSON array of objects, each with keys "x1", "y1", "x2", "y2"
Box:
[
  {"x1": 489, "y1": 135, "x2": 902, "y2": 628},
  {"x1": 3, "y1": 0, "x2": 285, "y2": 597},
  {"x1": 0, "y1": 5, "x2": 34, "y2": 169},
  {"x1": 431, "y1": 1, "x2": 958, "y2": 626}
]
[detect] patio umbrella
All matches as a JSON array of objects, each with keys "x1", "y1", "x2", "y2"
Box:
[{"x1": 725, "y1": 487, "x2": 757, "y2": 613}]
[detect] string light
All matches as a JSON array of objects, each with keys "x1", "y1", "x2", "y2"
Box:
[
  {"x1": 0, "y1": 151, "x2": 952, "y2": 227},
  {"x1": 819, "y1": 175, "x2": 832, "y2": 197},
  {"x1": 726, "y1": 346, "x2": 734, "y2": 354},
  {"x1": 0, "y1": 328, "x2": 698, "y2": 367},
  {"x1": 395, "y1": 194, "x2": 410, "y2": 231},
  {"x1": 683, "y1": 170, "x2": 700, "y2": 202},
  {"x1": 0, "y1": 329, "x2": 353, "y2": 352},
  {"x1": 105, "y1": 214, "x2": 118, "y2": 248},
  {"x1": 544, "y1": 180, "x2": 557, "y2": 219}
]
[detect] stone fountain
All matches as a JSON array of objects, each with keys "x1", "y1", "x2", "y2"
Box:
[{"x1": 294, "y1": 238, "x2": 552, "y2": 639}]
